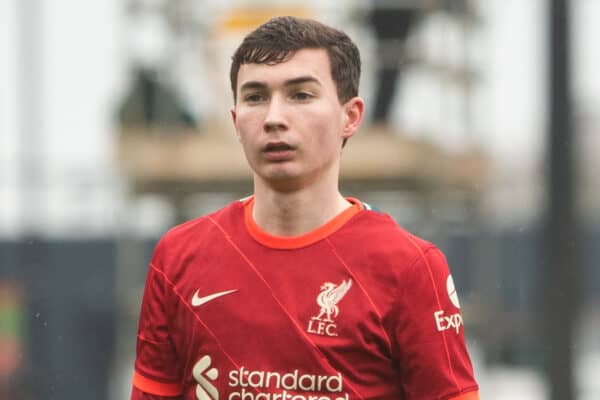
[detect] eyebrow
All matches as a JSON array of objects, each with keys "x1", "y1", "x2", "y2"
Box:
[
  {"x1": 239, "y1": 76, "x2": 321, "y2": 92},
  {"x1": 284, "y1": 76, "x2": 321, "y2": 87}
]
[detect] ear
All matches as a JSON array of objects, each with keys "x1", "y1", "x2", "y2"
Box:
[
  {"x1": 341, "y1": 96, "x2": 365, "y2": 141},
  {"x1": 230, "y1": 106, "x2": 242, "y2": 142}
]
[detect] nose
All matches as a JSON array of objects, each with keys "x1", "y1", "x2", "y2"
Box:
[{"x1": 263, "y1": 94, "x2": 287, "y2": 133}]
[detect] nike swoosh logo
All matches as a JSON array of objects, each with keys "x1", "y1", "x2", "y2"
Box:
[{"x1": 191, "y1": 289, "x2": 238, "y2": 307}]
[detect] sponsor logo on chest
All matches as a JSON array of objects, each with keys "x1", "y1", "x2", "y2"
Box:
[
  {"x1": 192, "y1": 355, "x2": 350, "y2": 400},
  {"x1": 306, "y1": 279, "x2": 352, "y2": 337}
]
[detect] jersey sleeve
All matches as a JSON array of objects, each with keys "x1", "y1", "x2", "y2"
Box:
[
  {"x1": 392, "y1": 246, "x2": 479, "y2": 400},
  {"x1": 132, "y1": 252, "x2": 184, "y2": 398},
  {"x1": 131, "y1": 385, "x2": 182, "y2": 400}
]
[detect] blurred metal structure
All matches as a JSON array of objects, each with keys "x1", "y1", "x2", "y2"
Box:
[
  {"x1": 116, "y1": 0, "x2": 488, "y2": 224},
  {"x1": 117, "y1": 129, "x2": 487, "y2": 205},
  {"x1": 543, "y1": 0, "x2": 581, "y2": 399}
]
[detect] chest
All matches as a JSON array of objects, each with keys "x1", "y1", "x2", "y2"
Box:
[
  {"x1": 175, "y1": 245, "x2": 391, "y2": 344},
  {"x1": 165, "y1": 243, "x2": 401, "y2": 399}
]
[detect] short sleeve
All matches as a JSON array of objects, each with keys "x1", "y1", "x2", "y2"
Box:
[
  {"x1": 393, "y1": 246, "x2": 479, "y2": 400},
  {"x1": 132, "y1": 256, "x2": 183, "y2": 398},
  {"x1": 131, "y1": 385, "x2": 181, "y2": 400}
]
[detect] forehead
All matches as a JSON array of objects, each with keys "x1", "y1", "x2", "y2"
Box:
[{"x1": 236, "y1": 48, "x2": 334, "y2": 90}]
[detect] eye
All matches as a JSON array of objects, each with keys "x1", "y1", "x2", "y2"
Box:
[
  {"x1": 291, "y1": 91, "x2": 313, "y2": 101},
  {"x1": 243, "y1": 93, "x2": 266, "y2": 103}
]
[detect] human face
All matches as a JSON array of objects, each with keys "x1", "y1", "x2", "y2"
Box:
[{"x1": 231, "y1": 48, "x2": 364, "y2": 191}]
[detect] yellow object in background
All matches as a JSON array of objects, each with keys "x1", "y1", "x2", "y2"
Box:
[{"x1": 217, "y1": 7, "x2": 310, "y2": 34}]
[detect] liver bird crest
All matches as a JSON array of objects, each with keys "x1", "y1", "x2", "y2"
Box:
[{"x1": 314, "y1": 279, "x2": 352, "y2": 322}]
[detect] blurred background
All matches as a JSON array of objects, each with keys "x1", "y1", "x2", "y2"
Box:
[{"x1": 0, "y1": 0, "x2": 598, "y2": 399}]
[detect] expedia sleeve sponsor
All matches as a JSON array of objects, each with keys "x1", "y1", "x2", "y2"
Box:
[
  {"x1": 432, "y1": 275, "x2": 464, "y2": 334},
  {"x1": 433, "y1": 310, "x2": 463, "y2": 334}
]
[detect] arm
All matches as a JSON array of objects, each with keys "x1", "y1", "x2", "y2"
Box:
[
  {"x1": 131, "y1": 257, "x2": 184, "y2": 399},
  {"x1": 392, "y1": 246, "x2": 479, "y2": 400}
]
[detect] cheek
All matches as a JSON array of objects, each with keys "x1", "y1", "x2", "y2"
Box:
[
  {"x1": 235, "y1": 110, "x2": 261, "y2": 141},
  {"x1": 308, "y1": 107, "x2": 344, "y2": 145}
]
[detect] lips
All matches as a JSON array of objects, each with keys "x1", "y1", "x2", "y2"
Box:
[
  {"x1": 262, "y1": 141, "x2": 295, "y2": 161},
  {"x1": 264, "y1": 141, "x2": 293, "y2": 152}
]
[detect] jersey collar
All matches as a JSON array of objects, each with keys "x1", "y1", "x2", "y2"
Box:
[{"x1": 243, "y1": 196, "x2": 363, "y2": 249}]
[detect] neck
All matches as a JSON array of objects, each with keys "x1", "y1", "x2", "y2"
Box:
[{"x1": 252, "y1": 177, "x2": 351, "y2": 237}]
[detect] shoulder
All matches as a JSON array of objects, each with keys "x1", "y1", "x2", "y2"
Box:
[
  {"x1": 329, "y1": 202, "x2": 453, "y2": 317},
  {"x1": 151, "y1": 199, "x2": 245, "y2": 267},
  {"x1": 340, "y1": 203, "x2": 437, "y2": 262},
  {"x1": 327, "y1": 202, "x2": 450, "y2": 297},
  {"x1": 350, "y1": 207, "x2": 453, "y2": 293},
  {"x1": 168, "y1": 198, "x2": 245, "y2": 236}
]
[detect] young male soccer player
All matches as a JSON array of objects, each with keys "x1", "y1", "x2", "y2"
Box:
[{"x1": 131, "y1": 16, "x2": 479, "y2": 400}]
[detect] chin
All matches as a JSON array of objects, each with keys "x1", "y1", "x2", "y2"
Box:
[
  {"x1": 259, "y1": 163, "x2": 301, "y2": 179},
  {"x1": 257, "y1": 169, "x2": 306, "y2": 190},
  {"x1": 264, "y1": 171, "x2": 301, "y2": 182}
]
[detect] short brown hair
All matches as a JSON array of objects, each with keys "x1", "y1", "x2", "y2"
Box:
[{"x1": 230, "y1": 16, "x2": 361, "y2": 104}]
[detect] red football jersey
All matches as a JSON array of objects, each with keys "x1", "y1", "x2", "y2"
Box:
[{"x1": 132, "y1": 197, "x2": 479, "y2": 400}]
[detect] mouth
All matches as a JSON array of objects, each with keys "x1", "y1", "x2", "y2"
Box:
[
  {"x1": 262, "y1": 141, "x2": 295, "y2": 161},
  {"x1": 264, "y1": 141, "x2": 293, "y2": 151}
]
